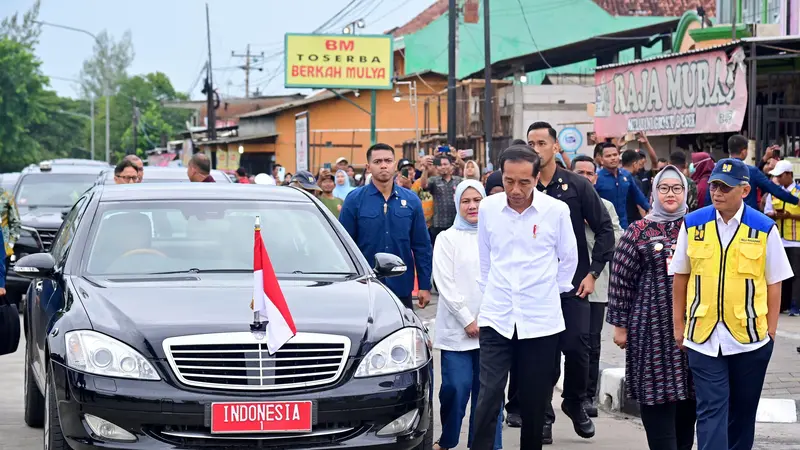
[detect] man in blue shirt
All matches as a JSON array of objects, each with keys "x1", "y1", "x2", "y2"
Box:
[
  {"x1": 594, "y1": 142, "x2": 650, "y2": 229},
  {"x1": 703, "y1": 134, "x2": 799, "y2": 209},
  {"x1": 339, "y1": 143, "x2": 433, "y2": 309}
]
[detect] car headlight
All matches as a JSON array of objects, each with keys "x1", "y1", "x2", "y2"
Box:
[
  {"x1": 65, "y1": 330, "x2": 160, "y2": 380},
  {"x1": 355, "y1": 327, "x2": 429, "y2": 378}
]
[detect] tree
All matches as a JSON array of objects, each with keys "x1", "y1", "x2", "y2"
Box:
[
  {"x1": 109, "y1": 73, "x2": 192, "y2": 160},
  {"x1": 28, "y1": 91, "x2": 91, "y2": 160},
  {"x1": 79, "y1": 30, "x2": 135, "y2": 99},
  {"x1": 0, "y1": 38, "x2": 49, "y2": 171},
  {"x1": 0, "y1": 0, "x2": 42, "y2": 48}
]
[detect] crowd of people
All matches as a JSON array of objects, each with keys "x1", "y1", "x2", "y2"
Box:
[
  {"x1": 102, "y1": 127, "x2": 800, "y2": 450},
  {"x1": 323, "y1": 124, "x2": 797, "y2": 450}
]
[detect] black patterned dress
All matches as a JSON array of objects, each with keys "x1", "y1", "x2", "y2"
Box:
[{"x1": 606, "y1": 218, "x2": 694, "y2": 406}]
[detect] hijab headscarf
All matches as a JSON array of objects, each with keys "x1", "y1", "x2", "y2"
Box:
[
  {"x1": 691, "y1": 152, "x2": 714, "y2": 208},
  {"x1": 332, "y1": 169, "x2": 355, "y2": 200},
  {"x1": 645, "y1": 165, "x2": 688, "y2": 223},
  {"x1": 452, "y1": 179, "x2": 486, "y2": 231},
  {"x1": 484, "y1": 171, "x2": 503, "y2": 194},
  {"x1": 464, "y1": 160, "x2": 481, "y2": 180}
]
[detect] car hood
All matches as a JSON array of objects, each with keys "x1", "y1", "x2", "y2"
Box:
[
  {"x1": 72, "y1": 275, "x2": 412, "y2": 358},
  {"x1": 19, "y1": 207, "x2": 64, "y2": 228}
]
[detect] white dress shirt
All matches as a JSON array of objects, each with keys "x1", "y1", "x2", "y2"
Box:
[
  {"x1": 432, "y1": 227, "x2": 482, "y2": 351},
  {"x1": 669, "y1": 203, "x2": 793, "y2": 357},
  {"x1": 477, "y1": 191, "x2": 579, "y2": 340}
]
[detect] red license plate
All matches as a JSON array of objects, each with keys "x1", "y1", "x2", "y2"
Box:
[{"x1": 210, "y1": 401, "x2": 313, "y2": 434}]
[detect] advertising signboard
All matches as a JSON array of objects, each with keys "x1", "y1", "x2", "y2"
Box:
[
  {"x1": 284, "y1": 33, "x2": 393, "y2": 90},
  {"x1": 593, "y1": 47, "x2": 748, "y2": 137},
  {"x1": 295, "y1": 112, "x2": 309, "y2": 173}
]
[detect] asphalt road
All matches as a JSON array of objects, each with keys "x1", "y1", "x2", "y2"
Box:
[{"x1": 1, "y1": 307, "x2": 797, "y2": 449}]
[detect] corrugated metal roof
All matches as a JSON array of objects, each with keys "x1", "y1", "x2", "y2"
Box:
[
  {"x1": 595, "y1": 41, "x2": 738, "y2": 71},
  {"x1": 403, "y1": 0, "x2": 677, "y2": 79},
  {"x1": 594, "y1": 35, "x2": 800, "y2": 71}
]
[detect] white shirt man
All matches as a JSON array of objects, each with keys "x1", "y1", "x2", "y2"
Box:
[{"x1": 470, "y1": 145, "x2": 578, "y2": 450}]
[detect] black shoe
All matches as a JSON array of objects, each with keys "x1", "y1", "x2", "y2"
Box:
[
  {"x1": 542, "y1": 421, "x2": 553, "y2": 445},
  {"x1": 583, "y1": 398, "x2": 598, "y2": 418},
  {"x1": 561, "y1": 400, "x2": 595, "y2": 439},
  {"x1": 506, "y1": 413, "x2": 521, "y2": 428}
]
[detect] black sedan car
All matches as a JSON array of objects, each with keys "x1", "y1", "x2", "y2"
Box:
[{"x1": 18, "y1": 183, "x2": 433, "y2": 450}]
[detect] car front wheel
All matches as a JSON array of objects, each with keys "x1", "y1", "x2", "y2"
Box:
[{"x1": 44, "y1": 368, "x2": 70, "y2": 450}]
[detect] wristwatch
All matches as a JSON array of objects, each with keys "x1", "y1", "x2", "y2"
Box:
[{"x1": 589, "y1": 270, "x2": 601, "y2": 280}]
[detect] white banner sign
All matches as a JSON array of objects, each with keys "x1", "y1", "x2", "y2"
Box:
[{"x1": 295, "y1": 112, "x2": 309, "y2": 172}]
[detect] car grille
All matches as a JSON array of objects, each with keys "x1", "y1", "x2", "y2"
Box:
[
  {"x1": 148, "y1": 422, "x2": 365, "y2": 448},
  {"x1": 35, "y1": 228, "x2": 58, "y2": 252},
  {"x1": 162, "y1": 332, "x2": 351, "y2": 391}
]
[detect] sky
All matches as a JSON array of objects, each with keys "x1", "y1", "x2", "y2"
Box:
[{"x1": 1, "y1": 0, "x2": 437, "y2": 100}]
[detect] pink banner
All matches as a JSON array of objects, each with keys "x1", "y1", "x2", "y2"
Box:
[{"x1": 593, "y1": 47, "x2": 748, "y2": 137}]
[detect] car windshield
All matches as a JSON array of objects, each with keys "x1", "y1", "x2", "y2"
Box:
[
  {"x1": 83, "y1": 200, "x2": 357, "y2": 276},
  {"x1": 16, "y1": 173, "x2": 97, "y2": 208}
]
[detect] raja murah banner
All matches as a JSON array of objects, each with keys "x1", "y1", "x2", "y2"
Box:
[{"x1": 593, "y1": 47, "x2": 748, "y2": 137}]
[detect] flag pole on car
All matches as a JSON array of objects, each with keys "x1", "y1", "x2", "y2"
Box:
[{"x1": 249, "y1": 215, "x2": 298, "y2": 354}]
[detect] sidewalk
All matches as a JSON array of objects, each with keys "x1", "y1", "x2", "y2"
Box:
[{"x1": 597, "y1": 313, "x2": 800, "y2": 423}]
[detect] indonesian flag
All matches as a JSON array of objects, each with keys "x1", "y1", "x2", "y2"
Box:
[{"x1": 250, "y1": 221, "x2": 297, "y2": 354}]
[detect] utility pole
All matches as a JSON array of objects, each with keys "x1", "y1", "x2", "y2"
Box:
[
  {"x1": 132, "y1": 97, "x2": 138, "y2": 155},
  {"x1": 483, "y1": 0, "x2": 492, "y2": 170},
  {"x1": 232, "y1": 44, "x2": 264, "y2": 98},
  {"x1": 447, "y1": 0, "x2": 458, "y2": 146},
  {"x1": 205, "y1": 3, "x2": 217, "y2": 141},
  {"x1": 89, "y1": 95, "x2": 95, "y2": 160}
]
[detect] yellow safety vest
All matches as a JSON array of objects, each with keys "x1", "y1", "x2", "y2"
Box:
[
  {"x1": 683, "y1": 205, "x2": 772, "y2": 345},
  {"x1": 770, "y1": 184, "x2": 800, "y2": 241}
]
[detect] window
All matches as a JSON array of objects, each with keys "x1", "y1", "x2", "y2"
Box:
[
  {"x1": 16, "y1": 173, "x2": 98, "y2": 208},
  {"x1": 719, "y1": 0, "x2": 782, "y2": 24},
  {"x1": 50, "y1": 196, "x2": 89, "y2": 264},
  {"x1": 83, "y1": 200, "x2": 357, "y2": 276}
]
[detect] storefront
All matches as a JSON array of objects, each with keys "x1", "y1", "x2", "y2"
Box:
[{"x1": 593, "y1": 45, "x2": 749, "y2": 158}]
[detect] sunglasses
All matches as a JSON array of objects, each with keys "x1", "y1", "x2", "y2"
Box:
[{"x1": 709, "y1": 182, "x2": 739, "y2": 194}]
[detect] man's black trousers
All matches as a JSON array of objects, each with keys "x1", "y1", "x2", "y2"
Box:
[
  {"x1": 471, "y1": 327, "x2": 559, "y2": 450},
  {"x1": 506, "y1": 296, "x2": 590, "y2": 421}
]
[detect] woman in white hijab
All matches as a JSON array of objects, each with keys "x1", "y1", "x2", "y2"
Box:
[
  {"x1": 606, "y1": 166, "x2": 696, "y2": 450},
  {"x1": 432, "y1": 179, "x2": 502, "y2": 450}
]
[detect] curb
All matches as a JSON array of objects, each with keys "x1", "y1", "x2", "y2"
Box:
[{"x1": 596, "y1": 366, "x2": 800, "y2": 424}]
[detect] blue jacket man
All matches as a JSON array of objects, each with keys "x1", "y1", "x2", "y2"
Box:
[
  {"x1": 339, "y1": 143, "x2": 433, "y2": 309},
  {"x1": 703, "y1": 135, "x2": 799, "y2": 209}
]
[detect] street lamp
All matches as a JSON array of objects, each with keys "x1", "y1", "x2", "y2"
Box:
[
  {"x1": 394, "y1": 80, "x2": 420, "y2": 155},
  {"x1": 342, "y1": 19, "x2": 366, "y2": 35},
  {"x1": 35, "y1": 20, "x2": 111, "y2": 163}
]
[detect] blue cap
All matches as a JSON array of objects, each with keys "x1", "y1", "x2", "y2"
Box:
[
  {"x1": 708, "y1": 158, "x2": 750, "y2": 187},
  {"x1": 290, "y1": 170, "x2": 321, "y2": 191}
]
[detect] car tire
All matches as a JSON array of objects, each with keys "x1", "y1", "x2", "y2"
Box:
[
  {"x1": 414, "y1": 407, "x2": 434, "y2": 450},
  {"x1": 44, "y1": 369, "x2": 70, "y2": 450},
  {"x1": 23, "y1": 338, "x2": 44, "y2": 428}
]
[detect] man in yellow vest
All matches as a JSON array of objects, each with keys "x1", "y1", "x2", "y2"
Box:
[
  {"x1": 670, "y1": 157, "x2": 793, "y2": 450},
  {"x1": 763, "y1": 159, "x2": 800, "y2": 316}
]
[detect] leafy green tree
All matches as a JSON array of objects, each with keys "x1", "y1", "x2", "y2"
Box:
[
  {"x1": 0, "y1": 0, "x2": 42, "y2": 48},
  {"x1": 111, "y1": 73, "x2": 192, "y2": 160},
  {"x1": 0, "y1": 38, "x2": 49, "y2": 171},
  {"x1": 79, "y1": 30, "x2": 135, "y2": 100},
  {"x1": 28, "y1": 91, "x2": 91, "y2": 160}
]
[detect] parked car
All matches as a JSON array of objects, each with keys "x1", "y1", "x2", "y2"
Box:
[
  {"x1": 6, "y1": 161, "x2": 108, "y2": 306},
  {"x1": 18, "y1": 183, "x2": 433, "y2": 450},
  {"x1": 93, "y1": 166, "x2": 233, "y2": 185}
]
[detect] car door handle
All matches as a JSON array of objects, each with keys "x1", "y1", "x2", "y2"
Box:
[{"x1": 35, "y1": 281, "x2": 43, "y2": 293}]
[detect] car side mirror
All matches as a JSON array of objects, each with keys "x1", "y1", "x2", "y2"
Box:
[
  {"x1": 373, "y1": 252, "x2": 407, "y2": 278},
  {"x1": 14, "y1": 253, "x2": 56, "y2": 279}
]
